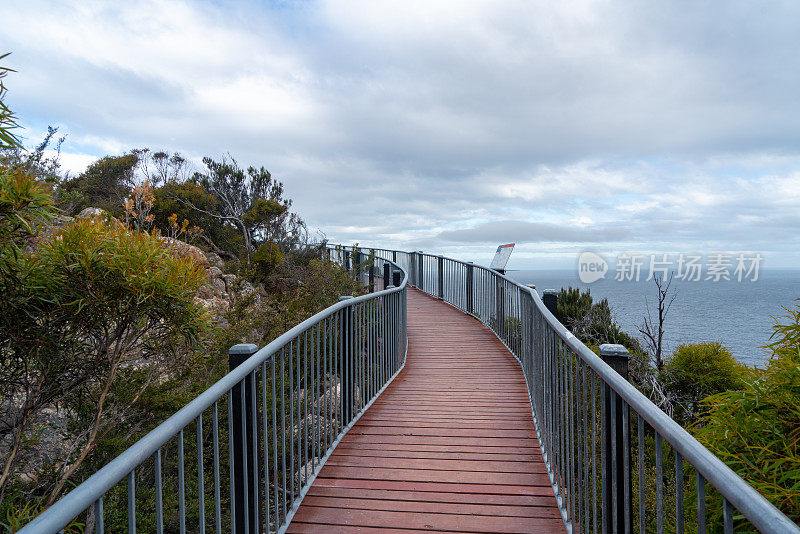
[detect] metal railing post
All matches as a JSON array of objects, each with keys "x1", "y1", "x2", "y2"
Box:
[
  {"x1": 392, "y1": 250, "x2": 397, "y2": 263},
  {"x1": 409, "y1": 252, "x2": 417, "y2": 287},
  {"x1": 495, "y1": 276, "x2": 505, "y2": 334},
  {"x1": 339, "y1": 297, "x2": 355, "y2": 424},
  {"x1": 543, "y1": 289, "x2": 558, "y2": 317},
  {"x1": 437, "y1": 256, "x2": 444, "y2": 299},
  {"x1": 343, "y1": 250, "x2": 350, "y2": 272},
  {"x1": 228, "y1": 343, "x2": 259, "y2": 534},
  {"x1": 417, "y1": 251, "x2": 424, "y2": 291},
  {"x1": 466, "y1": 262, "x2": 474, "y2": 315},
  {"x1": 354, "y1": 250, "x2": 362, "y2": 280},
  {"x1": 600, "y1": 344, "x2": 631, "y2": 534},
  {"x1": 383, "y1": 263, "x2": 391, "y2": 290},
  {"x1": 368, "y1": 264, "x2": 375, "y2": 292}
]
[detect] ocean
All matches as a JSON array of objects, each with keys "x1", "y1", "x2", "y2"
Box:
[{"x1": 507, "y1": 269, "x2": 800, "y2": 367}]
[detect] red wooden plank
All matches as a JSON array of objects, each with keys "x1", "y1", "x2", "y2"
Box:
[
  {"x1": 324, "y1": 456, "x2": 548, "y2": 474},
  {"x1": 290, "y1": 505, "x2": 564, "y2": 533},
  {"x1": 332, "y1": 442, "x2": 540, "y2": 455},
  {"x1": 306, "y1": 486, "x2": 559, "y2": 507},
  {"x1": 300, "y1": 496, "x2": 563, "y2": 518},
  {"x1": 339, "y1": 435, "x2": 538, "y2": 447},
  {"x1": 348, "y1": 426, "x2": 536, "y2": 439},
  {"x1": 332, "y1": 448, "x2": 541, "y2": 462},
  {"x1": 317, "y1": 465, "x2": 552, "y2": 486},
  {"x1": 312, "y1": 477, "x2": 557, "y2": 496},
  {"x1": 287, "y1": 524, "x2": 474, "y2": 534}
]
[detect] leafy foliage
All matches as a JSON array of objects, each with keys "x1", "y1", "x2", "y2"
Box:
[
  {"x1": 662, "y1": 342, "x2": 747, "y2": 424},
  {"x1": 193, "y1": 156, "x2": 305, "y2": 260},
  {"x1": 0, "y1": 173, "x2": 208, "y2": 505},
  {"x1": 0, "y1": 53, "x2": 21, "y2": 150},
  {"x1": 557, "y1": 286, "x2": 640, "y2": 352},
  {"x1": 692, "y1": 300, "x2": 800, "y2": 524}
]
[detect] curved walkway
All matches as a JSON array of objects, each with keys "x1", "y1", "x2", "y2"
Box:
[{"x1": 287, "y1": 289, "x2": 564, "y2": 533}]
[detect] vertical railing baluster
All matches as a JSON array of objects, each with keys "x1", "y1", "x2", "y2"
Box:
[
  {"x1": 723, "y1": 498, "x2": 733, "y2": 534},
  {"x1": 213, "y1": 402, "x2": 221, "y2": 534},
  {"x1": 197, "y1": 415, "x2": 205, "y2": 534},
  {"x1": 302, "y1": 331, "x2": 308, "y2": 484},
  {"x1": 262, "y1": 361, "x2": 270, "y2": 534},
  {"x1": 601, "y1": 380, "x2": 608, "y2": 534},
  {"x1": 289, "y1": 339, "x2": 296, "y2": 506},
  {"x1": 127, "y1": 470, "x2": 136, "y2": 534},
  {"x1": 639, "y1": 415, "x2": 645, "y2": 534},
  {"x1": 623, "y1": 399, "x2": 631, "y2": 534},
  {"x1": 697, "y1": 472, "x2": 706, "y2": 534},
  {"x1": 271, "y1": 355, "x2": 280, "y2": 528},
  {"x1": 155, "y1": 449, "x2": 164, "y2": 534},
  {"x1": 315, "y1": 322, "x2": 321, "y2": 470},
  {"x1": 228, "y1": 386, "x2": 237, "y2": 532},
  {"x1": 323, "y1": 317, "x2": 329, "y2": 455},
  {"x1": 279, "y1": 347, "x2": 287, "y2": 521},
  {"x1": 178, "y1": 428, "x2": 186, "y2": 534},
  {"x1": 338, "y1": 310, "x2": 344, "y2": 436},
  {"x1": 656, "y1": 431, "x2": 663, "y2": 534},
  {"x1": 676, "y1": 451, "x2": 683, "y2": 534},
  {"x1": 95, "y1": 497, "x2": 104, "y2": 534},
  {"x1": 582, "y1": 362, "x2": 590, "y2": 534},
  {"x1": 569, "y1": 349, "x2": 576, "y2": 526},
  {"x1": 250, "y1": 371, "x2": 259, "y2": 533},
  {"x1": 240, "y1": 377, "x2": 249, "y2": 534},
  {"x1": 592, "y1": 372, "x2": 598, "y2": 534}
]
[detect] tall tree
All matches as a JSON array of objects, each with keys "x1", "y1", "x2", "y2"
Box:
[{"x1": 187, "y1": 156, "x2": 303, "y2": 261}]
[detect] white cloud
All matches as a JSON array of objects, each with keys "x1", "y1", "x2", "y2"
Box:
[
  {"x1": 3, "y1": 0, "x2": 800, "y2": 267},
  {"x1": 46, "y1": 150, "x2": 98, "y2": 175}
]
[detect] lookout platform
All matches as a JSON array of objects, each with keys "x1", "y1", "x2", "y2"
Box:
[{"x1": 287, "y1": 289, "x2": 564, "y2": 533}]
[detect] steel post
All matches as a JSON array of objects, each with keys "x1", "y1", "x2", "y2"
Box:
[
  {"x1": 600, "y1": 343, "x2": 631, "y2": 534},
  {"x1": 228, "y1": 343, "x2": 259, "y2": 534}
]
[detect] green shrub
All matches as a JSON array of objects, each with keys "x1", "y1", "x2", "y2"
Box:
[
  {"x1": 252, "y1": 241, "x2": 285, "y2": 280},
  {"x1": 662, "y1": 342, "x2": 747, "y2": 424},
  {"x1": 692, "y1": 300, "x2": 800, "y2": 524},
  {"x1": 557, "y1": 286, "x2": 641, "y2": 353},
  {"x1": 0, "y1": 196, "x2": 208, "y2": 505}
]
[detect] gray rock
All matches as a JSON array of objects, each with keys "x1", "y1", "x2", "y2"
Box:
[
  {"x1": 76, "y1": 207, "x2": 106, "y2": 219},
  {"x1": 205, "y1": 252, "x2": 225, "y2": 269},
  {"x1": 161, "y1": 237, "x2": 211, "y2": 269}
]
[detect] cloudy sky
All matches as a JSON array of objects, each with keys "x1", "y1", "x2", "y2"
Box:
[{"x1": 3, "y1": 0, "x2": 800, "y2": 268}]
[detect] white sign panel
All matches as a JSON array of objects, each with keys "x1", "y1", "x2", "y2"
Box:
[{"x1": 490, "y1": 243, "x2": 515, "y2": 271}]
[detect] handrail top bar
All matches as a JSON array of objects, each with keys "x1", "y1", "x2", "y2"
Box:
[
  {"x1": 20, "y1": 251, "x2": 408, "y2": 534},
  {"x1": 341, "y1": 244, "x2": 798, "y2": 534}
]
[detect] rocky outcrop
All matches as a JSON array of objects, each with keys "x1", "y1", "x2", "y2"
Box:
[
  {"x1": 206, "y1": 251, "x2": 225, "y2": 269},
  {"x1": 75, "y1": 207, "x2": 122, "y2": 226},
  {"x1": 160, "y1": 237, "x2": 210, "y2": 269},
  {"x1": 76, "y1": 207, "x2": 106, "y2": 219}
]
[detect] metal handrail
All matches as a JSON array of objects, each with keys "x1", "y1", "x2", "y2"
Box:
[
  {"x1": 340, "y1": 246, "x2": 798, "y2": 534},
  {"x1": 21, "y1": 249, "x2": 408, "y2": 534}
]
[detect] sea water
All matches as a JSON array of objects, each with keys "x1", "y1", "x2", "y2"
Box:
[{"x1": 508, "y1": 269, "x2": 800, "y2": 367}]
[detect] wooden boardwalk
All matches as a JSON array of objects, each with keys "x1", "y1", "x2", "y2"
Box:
[{"x1": 287, "y1": 289, "x2": 564, "y2": 533}]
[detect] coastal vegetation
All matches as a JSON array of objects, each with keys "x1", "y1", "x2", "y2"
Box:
[{"x1": 0, "y1": 57, "x2": 363, "y2": 530}]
